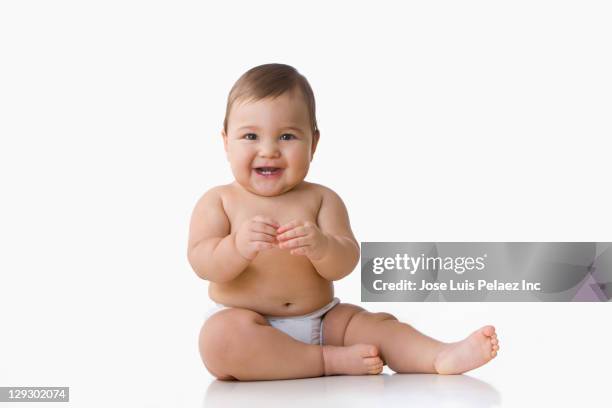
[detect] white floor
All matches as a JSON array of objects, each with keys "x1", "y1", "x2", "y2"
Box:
[
  {"x1": 201, "y1": 352, "x2": 606, "y2": 408},
  {"x1": 204, "y1": 371, "x2": 502, "y2": 408}
]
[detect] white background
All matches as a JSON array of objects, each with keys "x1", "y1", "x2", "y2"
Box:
[{"x1": 1, "y1": 1, "x2": 611, "y2": 407}]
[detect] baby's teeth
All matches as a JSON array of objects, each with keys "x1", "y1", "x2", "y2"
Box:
[{"x1": 256, "y1": 167, "x2": 279, "y2": 175}]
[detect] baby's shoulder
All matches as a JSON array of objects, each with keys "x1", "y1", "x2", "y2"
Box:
[
  {"x1": 193, "y1": 183, "x2": 234, "y2": 211},
  {"x1": 298, "y1": 182, "x2": 349, "y2": 215},
  {"x1": 301, "y1": 181, "x2": 342, "y2": 201}
]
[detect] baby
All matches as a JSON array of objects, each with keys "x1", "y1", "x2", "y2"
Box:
[{"x1": 188, "y1": 63, "x2": 500, "y2": 381}]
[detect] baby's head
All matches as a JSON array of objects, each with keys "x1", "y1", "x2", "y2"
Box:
[{"x1": 222, "y1": 63, "x2": 320, "y2": 197}]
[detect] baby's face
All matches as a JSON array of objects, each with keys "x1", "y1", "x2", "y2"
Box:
[{"x1": 223, "y1": 89, "x2": 319, "y2": 197}]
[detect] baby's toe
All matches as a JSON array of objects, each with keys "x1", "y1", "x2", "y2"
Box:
[
  {"x1": 482, "y1": 325, "x2": 496, "y2": 337},
  {"x1": 365, "y1": 356, "x2": 383, "y2": 366},
  {"x1": 367, "y1": 360, "x2": 384, "y2": 374},
  {"x1": 369, "y1": 366, "x2": 383, "y2": 375},
  {"x1": 362, "y1": 345, "x2": 379, "y2": 358},
  {"x1": 491, "y1": 338, "x2": 498, "y2": 345},
  {"x1": 492, "y1": 344, "x2": 499, "y2": 351}
]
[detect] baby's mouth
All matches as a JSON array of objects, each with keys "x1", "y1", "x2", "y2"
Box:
[{"x1": 254, "y1": 167, "x2": 283, "y2": 176}]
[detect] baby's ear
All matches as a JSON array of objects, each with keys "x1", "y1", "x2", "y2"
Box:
[
  {"x1": 221, "y1": 129, "x2": 229, "y2": 155},
  {"x1": 310, "y1": 130, "x2": 320, "y2": 160}
]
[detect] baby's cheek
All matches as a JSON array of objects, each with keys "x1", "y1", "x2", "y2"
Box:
[{"x1": 295, "y1": 152, "x2": 312, "y2": 168}]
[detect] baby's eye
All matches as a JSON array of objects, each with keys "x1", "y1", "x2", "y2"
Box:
[
  {"x1": 280, "y1": 133, "x2": 296, "y2": 140},
  {"x1": 243, "y1": 133, "x2": 257, "y2": 140}
]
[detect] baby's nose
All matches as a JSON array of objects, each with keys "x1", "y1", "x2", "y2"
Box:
[{"x1": 258, "y1": 140, "x2": 281, "y2": 157}]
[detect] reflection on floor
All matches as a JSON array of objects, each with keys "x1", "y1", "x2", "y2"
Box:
[{"x1": 204, "y1": 372, "x2": 501, "y2": 407}]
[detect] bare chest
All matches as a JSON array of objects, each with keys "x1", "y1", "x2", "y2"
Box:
[
  {"x1": 210, "y1": 184, "x2": 332, "y2": 315},
  {"x1": 224, "y1": 191, "x2": 322, "y2": 232}
]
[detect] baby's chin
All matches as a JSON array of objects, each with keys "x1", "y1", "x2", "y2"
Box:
[{"x1": 238, "y1": 179, "x2": 303, "y2": 197}]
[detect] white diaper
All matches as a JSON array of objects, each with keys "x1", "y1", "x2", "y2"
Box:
[{"x1": 203, "y1": 297, "x2": 340, "y2": 345}]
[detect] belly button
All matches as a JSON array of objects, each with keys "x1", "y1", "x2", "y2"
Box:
[{"x1": 284, "y1": 302, "x2": 292, "y2": 307}]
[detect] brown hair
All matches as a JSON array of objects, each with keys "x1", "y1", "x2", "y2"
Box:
[{"x1": 223, "y1": 63, "x2": 318, "y2": 135}]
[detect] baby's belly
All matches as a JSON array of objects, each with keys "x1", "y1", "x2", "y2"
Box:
[{"x1": 208, "y1": 249, "x2": 334, "y2": 316}]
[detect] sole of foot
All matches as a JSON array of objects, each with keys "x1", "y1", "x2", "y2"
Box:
[{"x1": 434, "y1": 325, "x2": 500, "y2": 375}]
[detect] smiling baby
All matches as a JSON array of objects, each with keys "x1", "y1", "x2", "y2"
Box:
[{"x1": 188, "y1": 63, "x2": 500, "y2": 381}]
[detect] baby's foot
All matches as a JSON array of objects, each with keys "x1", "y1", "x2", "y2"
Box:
[
  {"x1": 434, "y1": 325, "x2": 500, "y2": 375},
  {"x1": 322, "y1": 344, "x2": 383, "y2": 376}
]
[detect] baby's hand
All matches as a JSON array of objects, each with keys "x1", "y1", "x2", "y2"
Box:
[
  {"x1": 276, "y1": 220, "x2": 329, "y2": 260},
  {"x1": 235, "y1": 215, "x2": 280, "y2": 261}
]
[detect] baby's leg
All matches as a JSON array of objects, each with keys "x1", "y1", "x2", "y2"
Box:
[
  {"x1": 199, "y1": 308, "x2": 383, "y2": 381},
  {"x1": 322, "y1": 304, "x2": 500, "y2": 375}
]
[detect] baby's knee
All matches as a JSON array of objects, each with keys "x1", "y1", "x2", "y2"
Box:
[
  {"x1": 199, "y1": 308, "x2": 265, "y2": 378},
  {"x1": 356, "y1": 310, "x2": 397, "y2": 324},
  {"x1": 200, "y1": 308, "x2": 265, "y2": 351},
  {"x1": 374, "y1": 312, "x2": 397, "y2": 322}
]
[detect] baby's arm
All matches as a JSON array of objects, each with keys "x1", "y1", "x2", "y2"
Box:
[
  {"x1": 276, "y1": 187, "x2": 359, "y2": 280},
  {"x1": 188, "y1": 187, "x2": 279, "y2": 282},
  {"x1": 310, "y1": 188, "x2": 360, "y2": 281},
  {"x1": 187, "y1": 187, "x2": 249, "y2": 283}
]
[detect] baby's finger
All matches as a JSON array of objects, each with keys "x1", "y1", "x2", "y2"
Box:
[
  {"x1": 250, "y1": 232, "x2": 277, "y2": 243},
  {"x1": 252, "y1": 215, "x2": 280, "y2": 229},
  {"x1": 276, "y1": 219, "x2": 301, "y2": 234},
  {"x1": 277, "y1": 226, "x2": 307, "y2": 242},
  {"x1": 251, "y1": 222, "x2": 278, "y2": 237},
  {"x1": 252, "y1": 241, "x2": 275, "y2": 251},
  {"x1": 290, "y1": 247, "x2": 309, "y2": 256},
  {"x1": 279, "y1": 236, "x2": 308, "y2": 249}
]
